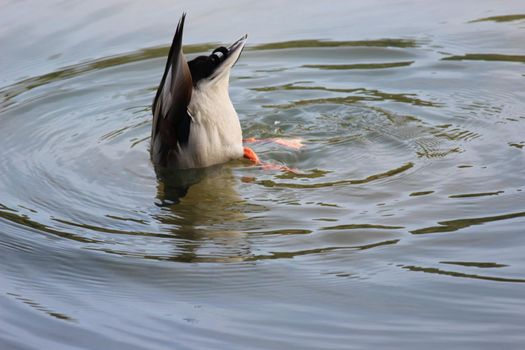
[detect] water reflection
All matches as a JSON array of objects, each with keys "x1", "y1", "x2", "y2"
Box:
[{"x1": 153, "y1": 165, "x2": 252, "y2": 262}]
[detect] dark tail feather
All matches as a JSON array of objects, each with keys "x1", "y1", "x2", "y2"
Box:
[
  {"x1": 152, "y1": 13, "x2": 191, "y2": 117},
  {"x1": 151, "y1": 13, "x2": 193, "y2": 166}
]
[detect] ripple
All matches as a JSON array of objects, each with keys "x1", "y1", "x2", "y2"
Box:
[
  {"x1": 241, "y1": 238, "x2": 400, "y2": 262},
  {"x1": 321, "y1": 224, "x2": 404, "y2": 230},
  {"x1": 442, "y1": 53, "x2": 525, "y2": 64},
  {"x1": 303, "y1": 61, "x2": 414, "y2": 70},
  {"x1": 255, "y1": 162, "x2": 414, "y2": 189},
  {"x1": 402, "y1": 265, "x2": 525, "y2": 283},
  {"x1": 2, "y1": 0, "x2": 525, "y2": 346},
  {"x1": 256, "y1": 83, "x2": 439, "y2": 107},
  {"x1": 0, "y1": 208, "x2": 100, "y2": 243},
  {"x1": 411, "y1": 211, "x2": 525, "y2": 235},
  {"x1": 449, "y1": 191, "x2": 504, "y2": 198},
  {"x1": 6, "y1": 292, "x2": 74, "y2": 322},
  {"x1": 440, "y1": 261, "x2": 508, "y2": 268},
  {"x1": 469, "y1": 14, "x2": 525, "y2": 23},
  {"x1": 409, "y1": 191, "x2": 434, "y2": 197},
  {"x1": 0, "y1": 43, "x2": 217, "y2": 110},
  {"x1": 0, "y1": 35, "x2": 522, "y2": 280},
  {"x1": 251, "y1": 38, "x2": 419, "y2": 50},
  {"x1": 509, "y1": 142, "x2": 524, "y2": 149},
  {"x1": 0, "y1": 28, "x2": 525, "y2": 350}
]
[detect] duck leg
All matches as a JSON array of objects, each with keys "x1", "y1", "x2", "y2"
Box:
[{"x1": 243, "y1": 137, "x2": 304, "y2": 150}]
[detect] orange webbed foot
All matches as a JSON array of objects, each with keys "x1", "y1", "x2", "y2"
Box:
[
  {"x1": 243, "y1": 142, "x2": 303, "y2": 174},
  {"x1": 243, "y1": 146, "x2": 260, "y2": 164},
  {"x1": 243, "y1": 147, "x2": 297, "y2": 172},
  {"x1": 243, "y1": 139, "x2": 302, "y2": 173}
]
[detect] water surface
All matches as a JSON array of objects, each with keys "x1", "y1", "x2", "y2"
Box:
[{"x1": 1, "y1": 1, "x2": 525, "y2": 349}]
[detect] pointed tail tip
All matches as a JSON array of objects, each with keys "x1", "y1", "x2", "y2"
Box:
[
  {"x1": 234, "y1": 34, "x2": 249, "y2": 46},
  {"x1": 175, "y1": 12, "x2": 187, "y2": 41},
  {"x1": 177, "y1": 12, "x2": 187, "y2": 32}
]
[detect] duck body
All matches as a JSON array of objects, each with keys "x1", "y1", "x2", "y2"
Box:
[
  {"x1": 178, "y1": 74, "x2": 244, "y2": 169},
  {"x1": 151, "y1": 14, "x2": 247, "y2": 169}
]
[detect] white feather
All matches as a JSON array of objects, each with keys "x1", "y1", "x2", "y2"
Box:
[
  {"x1": 167, "y1": 39, "x2": 246, "y2": 169},
  {"x1": 176, "y1": 72, "x2": 243, "y2": 168}
]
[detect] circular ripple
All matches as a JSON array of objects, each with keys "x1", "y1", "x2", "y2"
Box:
[{"x1": 0, "y1": 44, "x2": 486, "y2": 262}]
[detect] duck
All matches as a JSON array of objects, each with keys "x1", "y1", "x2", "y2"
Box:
[{"x1": 150, "y1": 13, "x2": 260, "y2": 169}]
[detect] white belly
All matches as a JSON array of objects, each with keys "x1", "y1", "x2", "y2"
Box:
[
  {"x1": 176, "y1": 121, "x2": 243, "y2": 168},
  {"x1": 173, "y1": 77, "x2": 244, "y2": 169}
]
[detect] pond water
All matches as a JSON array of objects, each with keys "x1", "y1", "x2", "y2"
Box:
[{"x1": 1, "y1": 1, "x2": 525, "y2": 349}]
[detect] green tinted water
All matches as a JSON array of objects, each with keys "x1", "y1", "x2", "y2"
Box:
[{"x1": 1, "y1": 1, "x2": 525, "y2": 349}]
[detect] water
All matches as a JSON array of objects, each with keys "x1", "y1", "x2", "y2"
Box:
[{"x1": 1, "y1": 1, "x2": 525, "y2": 349}]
